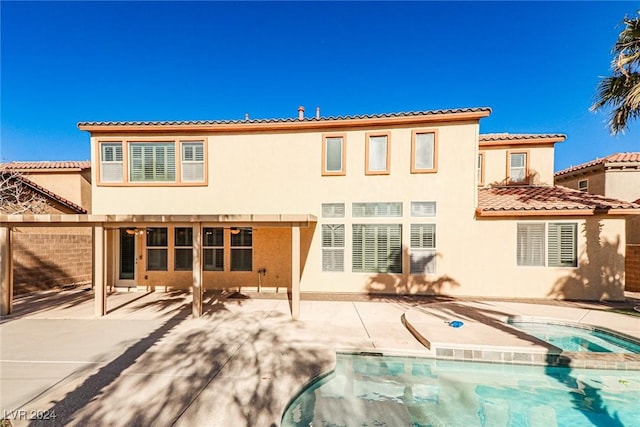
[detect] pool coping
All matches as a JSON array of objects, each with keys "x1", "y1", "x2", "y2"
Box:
[{"x1": 402, "y1": 312, "x2": 640, "y2": 371}]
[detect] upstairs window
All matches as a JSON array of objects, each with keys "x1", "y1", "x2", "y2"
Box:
[
  {"x1": 181, "y1": 142, "x2": 205, "y2": 182},
  {"x1": 130, "y1": 143, "x2": 176, "y2": 182},
  {"x1": 411, "y1": 130, "x2": 437, "y2": 173},
  {"x1": 366, "y1": 133, "x2": 390, "y2": 175},
  {"x1": 100, "y1": 143, "x2": 123, "y2": 183},
  {"x1": 578, "y1": 179, "x2": 588, "y2": 192},
  {"x1": 508, "y1": 152, "x2": 528, "y2": 183},
  {"x1": 322, "y1": 135, "x2": 346, "y2": 176}
]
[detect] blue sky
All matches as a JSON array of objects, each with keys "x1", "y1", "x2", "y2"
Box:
[{"x1": 1, "y1": 1, "x2": 639, "y2": 171}]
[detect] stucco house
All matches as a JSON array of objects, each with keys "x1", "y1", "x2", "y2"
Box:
[
  {"x1": 1, "y1": 107, "x2": 639, "y2": 318},
  {"x1": 554, "y1": 153, "x2": 640, "y2": 291}
]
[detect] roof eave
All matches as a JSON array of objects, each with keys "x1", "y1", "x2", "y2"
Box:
[
  {"x1": 475, "y1": 208, "x2": 640, "y2": 217},
  {"x1": 77, "y1": 110, "x2": 492, "y2": 134}
]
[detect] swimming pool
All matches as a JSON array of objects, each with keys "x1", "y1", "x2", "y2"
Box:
[
  {"x1": 509, "y1": 320, "x2": 640, "y2": 353},
  {"x1": 281, "y1": 353, "x2": 640, "y2": 426}
]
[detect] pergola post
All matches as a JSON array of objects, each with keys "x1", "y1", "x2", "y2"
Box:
[
  {"x1": 0, "y1": 227, "x2": 14, "y2": 316},
  {"x1": 93, "y1": 225, "x2": 107, "y2": 317},
  {"x1": 291, "y1": 225, "x2": 300, "y2": 320},
  {"x1": 192, "y1": 223, "x2": 203, "y2": 317}
]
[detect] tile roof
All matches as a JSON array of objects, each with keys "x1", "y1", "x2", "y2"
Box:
[
  {"x1": 477, "y1": 185, "x2": 640, "y2": 216},
  {"x1": 479, "y1": 133, "x2": 566, "y2": 141},
  {"x1": 77, "y1": 107, "x2": 492, "y2": 127},
  {"x1": 0, "y1": 172, "x2": 87, "y2": 214},
  {"x1": 1, "y1": 161, "x2": 90, "y2": 171},
  {"x1": 555, "y1": 152, "x2": 640, "y2": 176}
]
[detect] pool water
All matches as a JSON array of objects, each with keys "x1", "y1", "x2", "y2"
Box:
[
  {"x1": 282, "y1": 354, "x2": 640, "y2": 427},
  {"x1": 510, "y1": 321, "x2": 640, "y2": 353}
]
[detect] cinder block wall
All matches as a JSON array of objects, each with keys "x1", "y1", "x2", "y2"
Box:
[
  {"x1": 12, "y1": 227, "x2": 92, "y2": 294},
  {"x1": 626, "y1": 245, "x2": 640, "y2": 292}
]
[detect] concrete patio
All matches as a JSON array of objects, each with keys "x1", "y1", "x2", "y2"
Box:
[{"x1": 1, "y1": 289, "x2": 639, "y2": 426}]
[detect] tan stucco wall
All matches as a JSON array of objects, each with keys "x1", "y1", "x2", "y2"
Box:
[
  {"x1": 481, "y1": 145, "x2": 555, "y2": 186},
  {"x1": 605, "y1": 169, "x2": 640, "y2": 202},
  {"x1": 555, "y1": 171, "x2": 606, "y2": 196},
  {"x1": 25, "y1": 172, "x2": 92, "y2": 211}
]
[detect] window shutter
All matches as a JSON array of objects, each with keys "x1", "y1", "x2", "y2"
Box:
[
  {"x1": 322, "y1": 225, "x2": 344, "y2": 272},
  {"x1": 100, "y1": 143, "x2": 123, "y2": 182},
  {"x1": 353, "y1": 202, "x2": 402, "y2": 217},
  {"x1": 352, "y1": 224, "x2": 401, "y2": 273},
  {"x1": 517, "y1": 223, "x2": 545, "y2": 266},
  {"x1": 322, "y1": 203, "x2": 345, "y2": 218},
  {"x1": 410, "y1": 202, "x2": 436, "y2": 217},
  {"x1": 129, "y1": 143, "x2": 176, "y2": 182},
  {"x1": 410, "y1": 224, "x2": 436, "y2": 274},
  {"x1": 182, "y1": 142, "x2": 204, "y2": 182},
  {"x1": 548, "y1": 223, "x2": 577, "y2": 267}
]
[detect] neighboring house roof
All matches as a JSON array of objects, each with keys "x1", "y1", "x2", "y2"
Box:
[
  {"x1": 477, "y1": 185, "x2": 640, "y2": 217},
  {"x1": 77, "y1": 107, "x2": 492, "y2": 133},
  {"x1": 555, "y1": 152, "x2": 640, "y2": 177},
  {"x1": 1, "y1": 161, "x2": 91, "y2": 171},
  {"x1": 479, "y1": 133, "x2": 566, "y2": 147},
  {"x1": 0, "y1": 172, "x2": 87, "y2": 214}
]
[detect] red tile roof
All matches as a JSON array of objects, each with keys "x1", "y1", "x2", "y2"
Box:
[
  {"x1": 555, "y1": 152, "x2": 640, "y2": 176},
  {"x1": 1, "y1": 161, "x2": 90, "y2": 171},
  {"x1": 477, "y1": 185, "x2": 640, "y2": 216},
  {"x1": 77, "y1": 107, "x2": 492, "y2": 127},
  {"x1": 0, "y1": 172, "x2": 87, "y2": 214},
  {"x1": 479, "y1": 133, "x2": 566, "y2": 141}
]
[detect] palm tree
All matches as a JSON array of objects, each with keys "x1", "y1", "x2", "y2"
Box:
[{"x1": 591, "y1": 11, "x2": 640, "y2": 135}]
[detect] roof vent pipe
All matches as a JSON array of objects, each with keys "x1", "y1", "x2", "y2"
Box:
[
  {"x1": 245, "y1": 113, "x2": 249, "y2": 121},
  {"x1": 298, "y1": 106, "x2": 305, "y2": 120},
  {"x1": 315, "y1": 107, "x2": 320, "y2": 119}
]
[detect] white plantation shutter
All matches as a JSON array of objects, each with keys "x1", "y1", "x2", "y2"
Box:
[
  {"x1": 100, "y1": 143, "x2": 123, "y2": 182},
  {"x1": 322, "y1": 224, "x2": 344, "y2": 271},
  {"x1": 510, "y1": 153, "x2": 527, "y2": 183},
  {"x1": 517, "y1": 223, "x2": 545, "y2": 266},
  {"x1": 322, "y1": 203, "x2": 345, "y2": 218},
  {"x1": 410, "y1": 201, "x2": 436, "y2": 217},
  {"x1": 410, "y1": 224, "x2": 436, "y2": 274},
  {"x1": 352, "y1": 202, "x2": 402, "y2": 217},
  {"x1": 129, "y1": 143, "x2": 176, "y2": 182},
  {"x1": 352, "y1": 224, "x2": 402, "y2": 273},
  {"x1": 548, "y1": 223, "x2": 577, "y2": 267},
  {"x1": 181, "y1": 142, "x2": 204, "y2": 182}
]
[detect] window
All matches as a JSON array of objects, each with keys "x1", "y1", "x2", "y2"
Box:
[
  {"x1": 517, "y1": 223, "x2": 545, "y2": 266},
  {"x1": 130, "y1": 143, "x2": 176, "y2": 182},
  {"x1": 353, "y1": 202, "x2": 402, "y2": 217},
  {"x1": 508, "y1": 152, "x2": 528, "y2": 183},
  {"x1": 547, "y1": 223, "x2": 577, "y2": 267},
  {"x1": 410, "y1": 224, "x2": 436, "y2": 274},
  {"x1": 322, "y1": 203, "x2": 345, "y2": 218},
  {"x1": 477, "y1": 153, "x2": 485, "y2": 185},
  {"x1": 322, "y1": 225, "x2": 344, "y2": 272},
  {"x1": 517, "y1": 222, "x2": 577, "y2": 267},
  {"x1": 322, "y1": 134, "x2": 346, "y2": 176},
  {"x1": 578, "y1": 179, "x2": 588, "y2": 192},
  {"x1": 231, "y1": 228, "x2": 252, "y2": 271},
  {"x1": 366, "y1": 133, "x2": 390, "y2": 175},
  {"x1": 146, "y1": 228, "x2": 168, "y2": 271},
  {"x1": 410, "y1": 201, "x2": 436, "y2": 217},
  {"x1": 174, "y1": 227, "x2": 193, "y2": 271},
  {"x1": 203, "y1": 228, "x2": 224, "y2": 271},
  {"x1": 411, "y1": 130, "x2": 437, "y2": 173},
  {"x1": 181, "y1": 142, "x2": 205, "y2": 182},
  {"x1": 352, "y1": 224, "x2": 402, "y2": 273},
  {"x1": 100, "y1": 143, "x2": 123, "y2": 182}
]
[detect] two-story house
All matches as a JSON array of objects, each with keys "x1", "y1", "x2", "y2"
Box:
[{"x1": 1, "y1": 106, "x2": 638, "y2": 318}]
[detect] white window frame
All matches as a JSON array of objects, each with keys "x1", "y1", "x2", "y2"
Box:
[
  {"x1": 181, "y1": 141, "x2": 205, "y2": 183},
  {"x1": 516, "y1": 222, "x2": 577, "y2": 268},
  {"x1": 322, "y1": 224, "x2": 345, "y2": 272},
  {"x1": 410, "y1": 224, "x2": 436, "y2": 274},
  {"x1": 100, "y1": 142, "x2": 124, "y2": 183},
  {"x1": 508, "y1": 151, "x2": 528, "y2": 183},
  {"x1": 352, "y1": 224, "x2": 402, "y2": 273},
  {"x1": 578, "y1": 179, "x2": 588, "y2": 192}
]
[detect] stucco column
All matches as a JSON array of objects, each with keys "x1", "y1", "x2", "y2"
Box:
[
  {"x1": 0, "y1": 227, "x2": 14, "y2": 316},
  {"x1": 291, "y1": 225, "x2": 300, "y2": 320},
  {"x1": 93, "y1": 225, "x2": 107, "y2": 317},
  {"x1": 192, "y1": 223, "x2": 203, "y2": 317}
]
